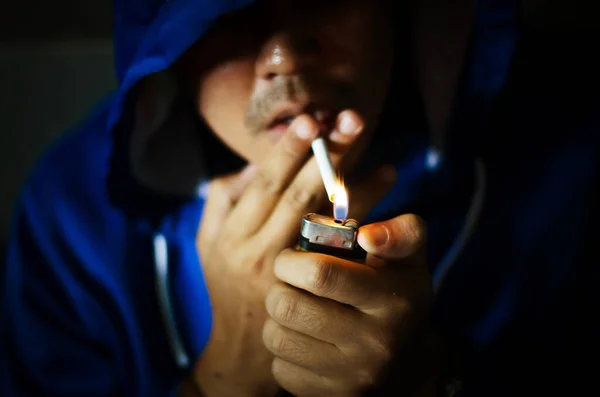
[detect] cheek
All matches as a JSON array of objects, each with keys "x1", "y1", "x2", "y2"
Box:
[
  {"x1": 196, "y1": 61, "x2": 258, "y2": 158},
  {"x1": 198, "y1": 60, "x2": 254, "y2": 128}
]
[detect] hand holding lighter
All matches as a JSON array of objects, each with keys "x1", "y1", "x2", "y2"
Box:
[{"x1": 298, "y1": 213, "x2": 366, "y2": 261}]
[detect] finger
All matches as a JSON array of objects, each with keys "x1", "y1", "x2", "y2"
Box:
[
  {"x1": 357, "y1": 214, "x2": 427, "y2": 261},
  {"x1": 265, "y1": 282, "x2": 366, "y2": 346},
  {"x1": 198, "y1": 165, "x2": 257, "y2": 252},
  {"x1": 348, "y1": 164, "x2": 398, "y2": 223},
  {"x1": 272, "y1": 358, "x2": 349, "y2": 397},
  {"x1": 274, "y1": 249, "x2": 396, "y2": 313},
  {"x1": 263, "y1": 318, "x2": 348, "y2": 375},
  {"x1": 257, "y1": 110, "x2": 364, "y2": 249},
  {"x1": 225, "y1": 115, "x2": 319, "y2": 238},
  {"x1": 327, "y1": 109, "x2": 364, "y2": 148}
]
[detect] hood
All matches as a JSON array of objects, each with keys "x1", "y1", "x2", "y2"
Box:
[
  {"x1": 105, "y1": 0, "x2": 517, "y2": 223},
  {"x1": 107, "y1": 0, "x2": 256, "y2": 210},
  {"x1": 105, "y1": 0, "x2": 417, "y2": 210}
]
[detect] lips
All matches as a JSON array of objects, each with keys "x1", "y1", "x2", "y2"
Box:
[{"x1": 266, "y1": 103, "x2": 335, "y2": 135}]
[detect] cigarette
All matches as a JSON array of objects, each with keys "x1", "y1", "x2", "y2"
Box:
[{"x1": 311, "y1": 137, "x2": 337, "y2": 201}]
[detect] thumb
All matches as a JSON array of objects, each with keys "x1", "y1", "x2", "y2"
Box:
[
  {"x1": 198, "y1": 164, "x2": 257, "y2": 250},
  {"x1": 357, "y1": 214, "x2": 427, "y2": 261}
]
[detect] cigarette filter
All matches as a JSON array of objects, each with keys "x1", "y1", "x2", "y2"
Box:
[{"x1": 297, "y1": 213, "x2": 366, "y2": 261}]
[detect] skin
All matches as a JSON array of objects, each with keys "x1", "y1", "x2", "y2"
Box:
[
  {"x1": 163, "y1": 0, "x2": 443, "y2": 396},
  {"x1": 176, "y1": 0, "x2": 394, "y2": 170}
]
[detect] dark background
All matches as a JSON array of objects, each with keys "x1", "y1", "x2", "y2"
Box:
[
  {"x1": 1, "y1": 2, "x2": 113, "y2": 41},
  {"x1": 0, "y1": 1, "x2": 114, "y2": 247},
  {"x1": 0, "y1": 0, "x2": 597, "y2": 245}
]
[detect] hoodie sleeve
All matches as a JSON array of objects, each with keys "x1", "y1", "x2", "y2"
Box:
[{"x1": 1, "y1": 185, "x2": 119, "y2": 396}]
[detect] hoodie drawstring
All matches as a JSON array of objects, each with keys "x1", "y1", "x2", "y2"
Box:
[
  {"x1": 153, "y1": 233, "x2": 190, "y2": 369},
  {"x1": 432, "y1": 157, "x2": 486, "y2": 294}
]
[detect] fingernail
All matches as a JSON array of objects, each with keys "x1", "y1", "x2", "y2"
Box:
[
  {"x1": 338, "y1": 113, "x2": 361, "y2": 135},
  {"x1": 328, "y1": 131, "x2": 346, "y2": 144},
  {"x1": 367, "y1": 225, "x2": 389, "y2": 247},
  {"x1": 379, "y1": 165, "x2": 397, "y2": 183},
  {"x1": 295, "y1": 118, "x2": 317, "y2": 140}
]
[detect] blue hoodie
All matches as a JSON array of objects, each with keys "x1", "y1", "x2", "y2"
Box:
[{"x1": 2, "y1": 0, "x2": 599, "y2": 396}]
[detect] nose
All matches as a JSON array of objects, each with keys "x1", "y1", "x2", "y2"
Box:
[{"x1": 255, "y1": 32, "x2": 317, "y2": 80}]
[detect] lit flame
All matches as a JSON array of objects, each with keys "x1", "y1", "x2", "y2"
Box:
[{"x1": 332, "y1": 180, "x2": 349, "y2": 221}]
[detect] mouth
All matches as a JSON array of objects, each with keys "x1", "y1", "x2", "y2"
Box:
[{"x1": 266, "y1": 103, "x2": 336, "y2": 136}]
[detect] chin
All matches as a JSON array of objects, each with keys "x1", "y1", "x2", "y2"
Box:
[{"x1": 231, "y1": 135, "x2": 276, "y2": 165}]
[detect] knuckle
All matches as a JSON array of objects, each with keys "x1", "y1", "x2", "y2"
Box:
[
  {"x1": 309, "y1": 259, "x2": 337, "y2": 295},
  {"x1": 269, "y1": 326, "x2": 289, "y2": 355},
  {"x1": 255, "y1": 168, "x2": 285, "y2": 195},
  {"x1": 283, "y1": 183, "x2": 318, "y2": 211},
  {"x1": 247, "y1": 251, "x2": 270, "y2": 276},
  {"x1": 219, "y1": 240, "x2": 240, "y2": 265},
  {"x1": 269, "y1": 328, "x2": 308, "y2": 365},
  {"x1": 219, "y1": 242, "x2": 268, "y2": 276},
  {"x1": 272, "y1": 290, "x2": 300, "y2": 325},
  {"x1": 402, "y1": 214, "x2": 427, "y2": 250},
  {"x1": 219, "y1": 238, "x2": 235, "y2": 254}
]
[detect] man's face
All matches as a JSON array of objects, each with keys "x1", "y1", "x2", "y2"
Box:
[{"x1": 177, "y1": 0, "x2": 394, "y2": 164}]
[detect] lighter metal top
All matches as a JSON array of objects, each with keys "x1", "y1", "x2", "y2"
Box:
[{"x1": 300, "y1": 213, "x2": 359, "y2": 250}]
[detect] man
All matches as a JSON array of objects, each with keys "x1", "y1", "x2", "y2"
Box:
[{"x1": 2, "y1": 0, "x2": 599, "y2": 396}]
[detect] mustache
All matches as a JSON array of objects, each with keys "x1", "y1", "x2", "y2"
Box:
[{"x1": 244, "y1": 76, "x2": 353, "y2": 134}]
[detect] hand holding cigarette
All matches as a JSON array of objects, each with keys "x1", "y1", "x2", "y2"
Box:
[{"x1": 194, "y1": 111, "x2": 395, "y2": 397}]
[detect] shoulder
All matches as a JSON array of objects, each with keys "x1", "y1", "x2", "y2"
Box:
[
  {"x1": 2, "y1": 99, "x2": 187, "y2": 395},
  {"x1": 9, "y1": 98, "x2": 136, "y2": 290},
  {"x1": 26, "y1": 99, "x2": 114, "y2": 209}
]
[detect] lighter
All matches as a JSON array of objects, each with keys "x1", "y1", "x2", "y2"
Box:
[
  {"x1": 299, "y1": 137, "x2": 367, "y2": 261},
  {"x1": 297, "y1": 213, "x2": 366, "y2": 261}
]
